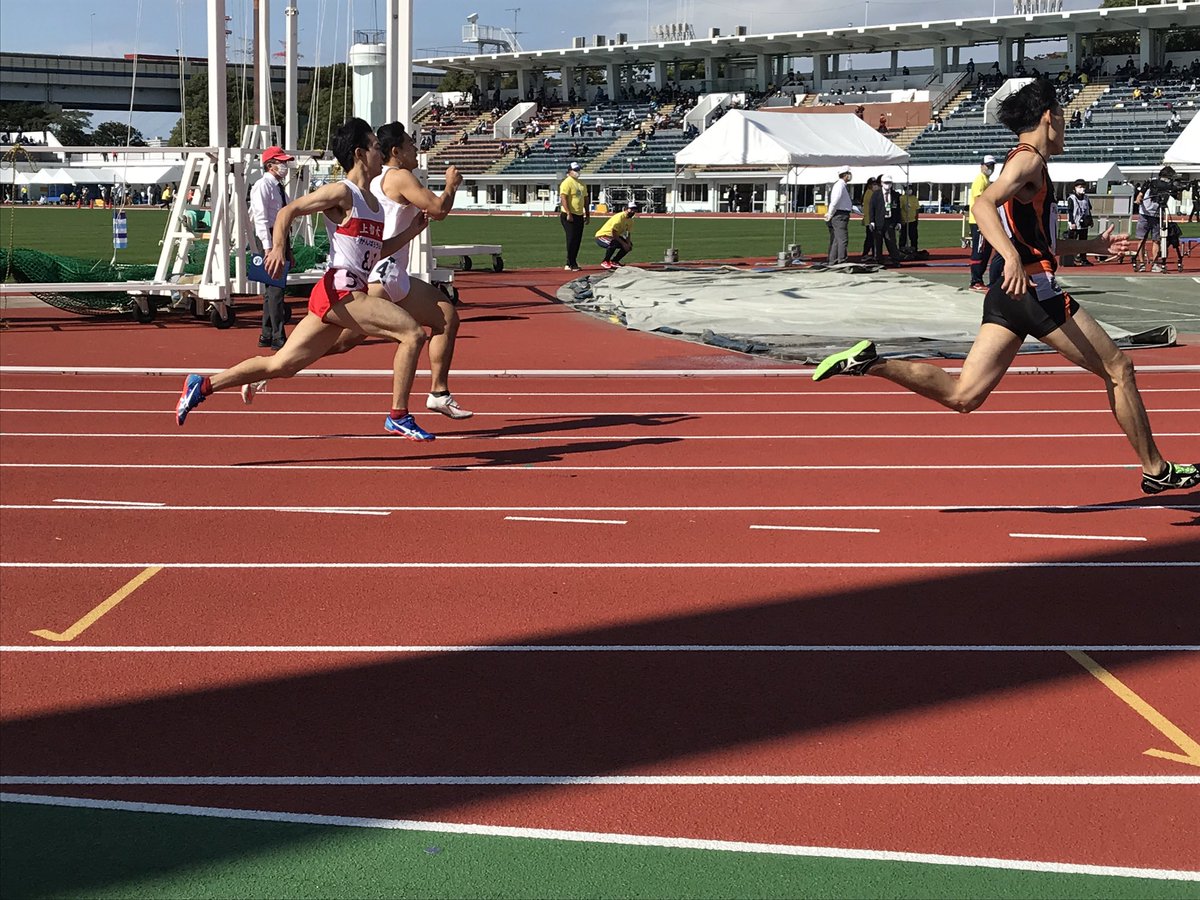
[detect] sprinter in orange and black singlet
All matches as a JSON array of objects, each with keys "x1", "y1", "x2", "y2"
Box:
[
  {"x1": 811, "y1": 79, "x2": 1199, "y2": 495},
  {"x1": 979, "y1": 142, "x2": 1078, "y2": 340}
]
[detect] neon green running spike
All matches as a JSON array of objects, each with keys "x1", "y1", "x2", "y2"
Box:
[{"x1": 812, "y1": 340, "x2": 880, "y2": 382}]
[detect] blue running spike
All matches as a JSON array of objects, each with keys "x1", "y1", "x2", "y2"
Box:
[
  {"x1": 384, "y1": 414, "x2": 436, "y2": 441},
  {"x1": 176, "y1": 374, "x2": 206, "y2": 426}
]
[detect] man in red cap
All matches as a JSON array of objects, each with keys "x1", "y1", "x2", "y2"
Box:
[{"x1": 249, "y1": 145, "x2": 295, "y2": 349}]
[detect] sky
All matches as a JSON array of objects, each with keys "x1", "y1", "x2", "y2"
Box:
[{"x1": 0, "y1": 0, "x2": 1096, "y2": 138}]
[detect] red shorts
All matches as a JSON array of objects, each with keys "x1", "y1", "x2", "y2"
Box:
[{"x1": 307, "y1": 269, "x2": 356, "y2": 322}]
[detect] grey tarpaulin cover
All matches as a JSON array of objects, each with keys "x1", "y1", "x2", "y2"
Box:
[{"x1": 561, "y1": 266, "x2": 1176, "y2": 363}]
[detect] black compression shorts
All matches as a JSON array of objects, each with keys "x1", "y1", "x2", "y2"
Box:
[{"x1": 981, "y1": 281, "x2": 1079, "y2": 340}]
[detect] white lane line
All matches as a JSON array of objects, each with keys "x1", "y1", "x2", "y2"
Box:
[
  {"x1": 8, "y1": 432, "x2": 1198, "y2": 440},
  {"x1": 750, "y1": 524, "x2": 881, "y2": 534},
  {"x1": 3, "y1": 775, "x2": 1198, "y2": 787},
  {"x1": 3, "y1": 794, "x2": 1196, "y2": 882},
  {"x1": 52, "y1": 498, "x2": 165, "y2": 507},
  {"x1": 504, "y1": 515, "x2": 627, "y2": 525},
  {"x1": 0, "y1": 462, "x2": 1152, "y2": 472},
  {"x1": 7, "y1": 407, "x2": 1200, "y2": 417},
  {"x1": 1009, "y1": 532, "x2": 1148, "y2": 543},
  {"x1": 4, "y1": 644, "x2": 1196, "y2": 653},
  {"x1": 3, "y1": 504, "x2": 1193, "y2": 513},
  {"x1": 280, "y1": 507, "x2": 392, "y2": 517},
  {"x1": 3, "y1": 387, "x2": 1198, "y2": 397},
  {"x1": 1, "y1": 561, "x2": 1195, "y2": 569}
]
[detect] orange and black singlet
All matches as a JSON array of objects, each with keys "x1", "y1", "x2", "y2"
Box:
[{"x1": 997, "y1": 143, "x2": 1058, "y2": 276}]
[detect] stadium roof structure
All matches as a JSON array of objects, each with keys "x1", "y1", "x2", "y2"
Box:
[
  {"x1": 416, "y1": 3, "x2": 1197, "y2": 74},
  {"x1": 675, "y1": 111, "x2": 909, "y2": 168}
]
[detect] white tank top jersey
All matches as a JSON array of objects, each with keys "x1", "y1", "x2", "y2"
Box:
[
  {"x1": 324, "y1": 179, "x2": 385, "y2": 293},
  {"x1": 367, "y1": 166, "x2": 421, "y2": 300}
]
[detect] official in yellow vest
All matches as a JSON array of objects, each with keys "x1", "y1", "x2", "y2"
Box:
[
  {"x1": 558, "y1": 161, "x2": 589, "y2": 271},
  {"x1": 595, "y1": 202, "x2": 638, "y2": 269}
]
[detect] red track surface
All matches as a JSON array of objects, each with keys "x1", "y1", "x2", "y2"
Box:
[{"x1": 2, "y1": 268, "x2": 1198, "y2": 874}]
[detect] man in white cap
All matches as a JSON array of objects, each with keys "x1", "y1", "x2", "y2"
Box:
[
  {"x1": 558, "y1": 161, "x2": 589, "y2": 271},
  {"x1": 823, "y1": 166, "x2": 853, "y2": 265},
  {"x1": 249, "y1": 145, "x2": 295, "y2": 349},
  {"x1": 869, "y1": 174, "x2": 902, "y2": 266},
  {"x1": 968, "y1": 154, "x2": 998, "y2": 290}
]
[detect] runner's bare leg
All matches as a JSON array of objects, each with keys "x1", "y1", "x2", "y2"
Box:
[
  {"x1": 867, "y1": 323, "x2": 1023, "y2": 413},
  {"x1": 1036, "y1": 307, "x2": 1165, "y2": 473}
]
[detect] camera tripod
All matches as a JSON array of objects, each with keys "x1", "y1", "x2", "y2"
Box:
[{"x1": 1130, "y1": 206, "x2": 1182, "y2": 273}]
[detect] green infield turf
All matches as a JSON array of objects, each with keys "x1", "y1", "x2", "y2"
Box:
[
  {"x1": 3, "y1": 801, "x2": 1197, "y2": 900},
  {"x1": 4, "y1": 207, "x2": 1195, "y2": 274}
]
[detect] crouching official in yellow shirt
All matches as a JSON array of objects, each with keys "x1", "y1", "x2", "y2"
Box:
[{"x1": 595, "y1": 201, "x2": 639, "y2": 269}]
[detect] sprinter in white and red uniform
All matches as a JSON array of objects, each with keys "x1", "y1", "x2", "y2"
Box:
[
  {"x1": 174, "y1": 118, "x2": 437, "y2": 440},
  {"x1": 812, "y1": 80, "x2": 1197, "y2": 496},
  {"x1": 317, "y1": 122, "x2": 470, "y2": 435}
]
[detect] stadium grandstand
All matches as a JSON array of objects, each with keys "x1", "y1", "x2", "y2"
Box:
[{"x1": 411, "y1": 2, "x2": 1199, "y2": 213}]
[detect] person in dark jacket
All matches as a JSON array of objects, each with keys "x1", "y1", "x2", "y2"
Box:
[{"x1": 869, "y1": 175, "x2": 902, "y2": 266}]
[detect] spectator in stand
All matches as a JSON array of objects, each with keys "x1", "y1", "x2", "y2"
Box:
[
  {"x1": 824, "y1": 165, "x2": 853, "y2": 265},
  {"x1": 595, "y1": 201, "x2": 638, "y2": 269},
  {"x1": 877, "y1": 114, "x2": 888, "y2": 133},
  {"x1": 1083, "y1": 106, "x2": 1093, "y2": 127},
  {"x1": 1066, "y1": 179, "x2": 1094, "y2": 267},
  {"x1": 869, "y1": 175, "x2": 902, "y2": 266}
]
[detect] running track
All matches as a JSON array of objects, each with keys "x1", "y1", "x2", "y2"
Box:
[{"x1": 1, "y1": 268, "x2": 1198, "y2": 880}]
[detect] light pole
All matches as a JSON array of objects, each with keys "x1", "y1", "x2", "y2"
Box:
[{"x1": 90, "y1": 13, "x2": 96, "y2": 55}]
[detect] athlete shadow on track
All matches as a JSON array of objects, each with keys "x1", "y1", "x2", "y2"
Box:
[
  {"x1": 941, "y1": 490, "x2": 1200, "y2": 525},
  {"x1": 4, "y1": 538, "x2": 1198, "y2": 895},
  {"x1": 456, "y1": 413, "x2": 697, "y2": 439},
  {"x1": 237, "y1": 437, "x2": 682, "y2": 469}
]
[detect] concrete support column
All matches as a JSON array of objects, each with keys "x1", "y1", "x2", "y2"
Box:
[
  {"x1": 832, "y1": 54, "x2": 841, "y2": 77},
  {"x1": 1066, "y1": 31, "x2": 1083, "y2": 72},
  {"x1": 890, "y1": 50, "x2": 898, "y2": 76},
  {"x1": 933, "y1": 46, "x2": 945, "y2": 76},
  {"x1": 952, "y1": 46, "x2": 960, "y2": 68},
  {"x1": 812, "y1": 53, "x2": 825, "y2": 90},
  {"x1": 476, "y1": 72, "x2": 488, "y2": 95},
  {"x1": 1139, "y1": 27, "x2": 1158, "y2": 70},
  {"x1": 651, "y1": 59, "x2": 666, "y2": 89},
  {"x1": 517, "y1": 67, "x2": 530, "y2": 100},
  {"x1": 756, "y1": 54, "x2": 769, "y2": 90},
  {"x1": 999, "y1": 38, "x2": 1014, "y2": 74},
  {"x1": 703, "y1": 55, "x2": 716, "y2": 88},
  {"x1": 606, "y1": 62, "x2": 619, "y2": 99},
  {"x1": 1017, "y1": 38, "x2": 1026, "y2": 70}
]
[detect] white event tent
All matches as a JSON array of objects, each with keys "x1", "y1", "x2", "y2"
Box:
[
  {"x1": 675, "y1": 110, "x2": 910, "y2": 169},
  {"x1": 1164, "y1": 114, "x2": 1200, "y2": 168}
]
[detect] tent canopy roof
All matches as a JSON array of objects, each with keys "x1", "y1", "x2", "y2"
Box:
[
  {"x1": 676, "y1": 110, "x2": 909, "y2": 169},
  {"x1": 1164, "y1": 114, "x2": 1200, "y2": 167},
  {"x1": 781, "y1": 160, "x2": 1125, "y2": 185}
]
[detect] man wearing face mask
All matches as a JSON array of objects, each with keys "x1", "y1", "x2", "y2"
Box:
[
  {"x1": 1066, "y1": 179, "x2": 1093, "y2": 266},
  {"x1": 249, "y1": 145, "x2": 296, "y2": 350},
  {"x1": 869, "y1": 175, "x2": 902, "y2": 266}
]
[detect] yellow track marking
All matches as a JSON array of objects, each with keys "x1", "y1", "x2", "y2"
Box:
[
  {"x1": 30, "y1": 567, "x2": 163, "y2": 643},
  {"x1": 1067, "y1": 650, "x2": 1200, "y2": 769}
]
